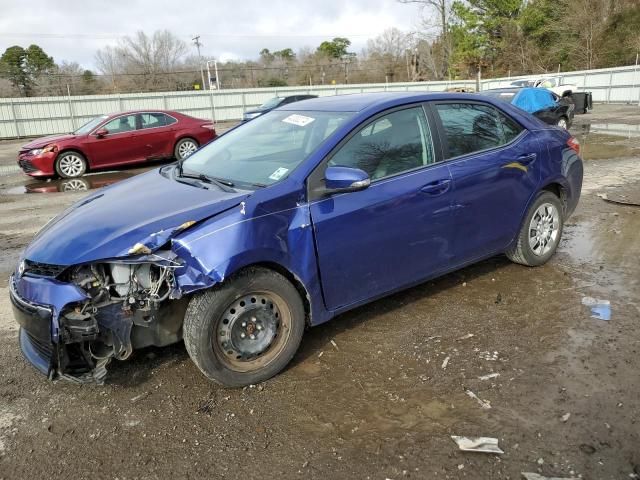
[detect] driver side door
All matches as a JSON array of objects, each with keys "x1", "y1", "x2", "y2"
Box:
[
  {"x1": 308, "y1": 105, "x2": 455, "y2": 311},
  {"x1": 84, "y1": 114, "x2": 141, "y2": 167}
]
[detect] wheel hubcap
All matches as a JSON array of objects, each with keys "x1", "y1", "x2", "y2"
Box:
[
  {"x1": 178, "y1": 141, "x2": 197, "y2": 158},
  {"x1": 216, "y1": 292, "x2": 290, "y2": 371},
  {"x1": 528, "y1": 202, "x2": 560, "y2": 256},
  {"x1": 59, "y1": 154, "x2": 84, "y2": 177},
  {"x1": 558, "y1": 119, "x2": 567, "y2": 129}
]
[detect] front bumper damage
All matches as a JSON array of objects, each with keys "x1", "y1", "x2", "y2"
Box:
[
  {"x1": 11, "y1": 250, "x2": 192, "y2": 384},
  {"x1": 9, "y1": 273, "x2": 107, "y2": 382}
]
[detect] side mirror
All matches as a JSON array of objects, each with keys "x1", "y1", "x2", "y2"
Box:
[
  {"x1": 322, "y1": 166, "x2": 370, "y2": 194},
  {"x1": 95, "y1": 128, "x2": 108, "y2": 138}
]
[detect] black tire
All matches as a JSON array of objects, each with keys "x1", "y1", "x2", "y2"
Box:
[
  {"x1": 174, "y1": 138, "x2": 198, "y2": 160},
  {"x1": 506, "y1": 191, "x2": 564, "y2": 267},
  {"x1": 183, "y1": 267, "x2": 305, "y2": 387},
  {"x1": 55, "y1": 150, "x2": 87, "y2": 178}
]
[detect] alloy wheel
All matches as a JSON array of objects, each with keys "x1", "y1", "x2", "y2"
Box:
[
  {"x1": 528, "y1": 202, "x2": 560, "y2": 256},
  {"x1": 178, "y1": 140, "x2": 198, "y2": 159},
  {"x1": 58, "y1": 154, "x2": 85, "y2": 177}
]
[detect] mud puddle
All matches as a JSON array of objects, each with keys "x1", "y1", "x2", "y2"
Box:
[
  {"x1": 1, "y1": 170, "x2": 141, "y2": 195},
  {"x1": 573, "y1": 122, "x2": 640, "y2": 160}
]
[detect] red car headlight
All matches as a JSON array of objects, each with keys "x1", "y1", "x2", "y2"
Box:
[{"x1": 30, "y1": 145, "x2": 58, "y2": 156}]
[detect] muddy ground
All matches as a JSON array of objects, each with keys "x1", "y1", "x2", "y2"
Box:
[{"x1": 0, "y1": 106, "x2": 638, "y2": 480}]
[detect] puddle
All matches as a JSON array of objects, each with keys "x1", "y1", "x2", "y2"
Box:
[
  {"x1": 562, "y1": 215, "x2": 640, "y2": 300},
  {"x1": 572, "y1": 122, "x2": 640, "y2": 160},
  {"x1": 578, "y1": 122, "x2": 640, "y2": 139},
  {"x1": 1, "y1": 171, "x2": 140, "y2": 195}
]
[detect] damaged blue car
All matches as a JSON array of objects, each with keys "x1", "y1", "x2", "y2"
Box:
[{"x1": 10, "y1": 92, "x2": 583, "y2": 386}]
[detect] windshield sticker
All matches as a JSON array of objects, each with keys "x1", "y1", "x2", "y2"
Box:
[
  {"x1": 269, "y1": 167, "x2": 289, "y2": 181},
  {"x1": 282, "y1": 114, "x2": 315, "y2": 127}
]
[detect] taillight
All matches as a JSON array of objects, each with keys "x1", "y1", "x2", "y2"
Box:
[
  {"x1": 567, "y1": 137, "x2": 580, "y2": 155},
  {"x1": 201, "y1": 123, "x2": 215, "y2": 130}
]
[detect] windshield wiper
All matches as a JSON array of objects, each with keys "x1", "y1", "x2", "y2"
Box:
[{"x1": 177, "y1": 171, "x2": 236, "y2": 192}]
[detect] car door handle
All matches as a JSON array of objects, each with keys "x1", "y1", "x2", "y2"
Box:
[
  {"x1": 516, "y1": 153, "x2": 537, "y2": 165},
  {"x1": 420, "y1": 179, "x2": 451, "y2": 195}
]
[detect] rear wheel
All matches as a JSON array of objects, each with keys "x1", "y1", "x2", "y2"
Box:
[
  {"x1": 506, "y1": 191, "x2": 564, "y2": 266},
  {"x1": 55, "y1": 151, "x2": 87, "y2": 178},
  {"x1": 174, "y1": 138, "x2": 198, "y2": 160},
  {"x1": 183, "y1": 267, "x2": 305, "y2": 387}
]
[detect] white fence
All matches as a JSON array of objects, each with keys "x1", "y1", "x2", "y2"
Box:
[{"x1": 1, "y1": 64, "x2": 640, "y2": 139}]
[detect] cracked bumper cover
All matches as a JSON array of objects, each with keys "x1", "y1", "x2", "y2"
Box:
[{"x1": 10, "y1": 273, "x2": 99, "y2": 381}]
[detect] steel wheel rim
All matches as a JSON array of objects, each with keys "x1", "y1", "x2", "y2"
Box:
[
  {"x1": 59, "y1": 154, "x2": 84, "y2": 177},
  {"x1": 528, "y1": 202, "x2": 560, "y2": 256},
  {"x1": 215, "y1": 291, "x2": 292, "y2": 372},
  {"x1": 557, "y1": 118, "x2": 567, "y2": 129},
  {"x1": 178, "y1": 141, "x2": 197, "y2": 159}
]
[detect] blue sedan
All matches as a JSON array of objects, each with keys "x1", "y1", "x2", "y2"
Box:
[{"x1": 10, "y1": 93, "x2": 583, "y2": 386}]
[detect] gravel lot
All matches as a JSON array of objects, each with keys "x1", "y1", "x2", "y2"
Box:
[{"x1": 0, "y1": 106, "x2": 639, "y2": 479}]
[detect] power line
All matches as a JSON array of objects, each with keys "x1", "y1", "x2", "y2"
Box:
[{"x1": 0, "y1": 32, "x2": 379, "y2": 39}]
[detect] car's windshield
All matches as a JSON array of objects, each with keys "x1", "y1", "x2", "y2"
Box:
[
  {"x1": 181, "y1": 110, "x2": 354, "y2": 188},
  {"x1": 74, "y1": 115, "x2": 108, "y2": 135},
  {"x1": 258, "y1": 97, "x2": 284, "y2": 110}
]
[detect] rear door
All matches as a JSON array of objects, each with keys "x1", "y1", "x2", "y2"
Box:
[
  {"x1": 431, "y1": 102, "x2": 540, "y2": 263},
  {"x1": 132, "y1": 113, "x2": 176, "y2": 159},
  {"x1": 309, "y1": 105, "x2": 456, "y2": 310}
]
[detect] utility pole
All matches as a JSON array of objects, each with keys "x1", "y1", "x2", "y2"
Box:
[{"x1": 192, "y1": 35, "x2": 206, "y2": 91}]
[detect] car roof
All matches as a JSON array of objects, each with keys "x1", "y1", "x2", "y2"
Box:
[
  {"x1": 481, "y1": 88, "x2": 522, "y2": 94},
  {"x1": 278, "y1": 92, "x2": 493, "y2": 112},
  {"x1": 105, "y1": 109, "x2": 181, "y2": 117}
]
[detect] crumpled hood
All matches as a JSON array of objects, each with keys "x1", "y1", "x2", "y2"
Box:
[
  {"x1": 21, "y1": 134, "x2": 78, "y2": 151},
  {"x1": 24, "y1": 169, "x2": 249, "y2": 266}
]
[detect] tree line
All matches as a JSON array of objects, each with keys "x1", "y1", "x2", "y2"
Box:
[{"x1": 0, "y1": 0, "x2": 638, "y2": 97}]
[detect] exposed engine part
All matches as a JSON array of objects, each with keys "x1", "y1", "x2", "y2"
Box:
[{"x1": 55, "y1": 258, "x2": 183, "y2": 382}]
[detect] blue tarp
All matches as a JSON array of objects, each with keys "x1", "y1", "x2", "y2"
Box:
[{"x1": 512, "y1": 87, "x2": 557, "y2": 114}]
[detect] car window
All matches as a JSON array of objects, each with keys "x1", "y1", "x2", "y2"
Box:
[
  {"x1": 103, "y1": 115, "x2": 136, "y2": 134},
  {"x1": 496, "y1": 111, "x2": 523, "y2": 143},
  {"x1": 329, "y1": 106, "x2": 435, "y2": 181},
  {"x1": 435, "y1": 103, "x2": 506, "y2": 158},
  {"x1": 139, "y1": 113, "x2": 168, "y2": 129}
]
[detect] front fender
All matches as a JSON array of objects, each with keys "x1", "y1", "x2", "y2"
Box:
[{"x1": 171, "y1": 199, "x2": 332, "y2": 326}]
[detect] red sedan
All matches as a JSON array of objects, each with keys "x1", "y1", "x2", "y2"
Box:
[{"x1": 17, "y1": 110, "x2": 216, "y2": 178}]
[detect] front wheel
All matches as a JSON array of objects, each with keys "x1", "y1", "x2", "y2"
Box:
[
  {"x1": 183, "y1": 267, "x2": 305, "y2": 387},
  {"x1": 174, "y1": 138, "x2": 198, "y2": 160},
  {"x1": 506, "y1": 191, "x2": 564, "y2": 266},
  {"x1": 55, "y1": 151, "x2": 87, "y2": 178}
]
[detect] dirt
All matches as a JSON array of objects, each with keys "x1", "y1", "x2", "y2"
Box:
[{"x1": 0, "y1": 105, "x2": 639, "y2": 479}]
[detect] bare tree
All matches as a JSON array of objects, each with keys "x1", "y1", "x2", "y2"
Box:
[
  {"x1": 365, "y1": 28, "x2": 414, "y2": 81},
  {"x1": 95, "y1": 30, "x2": 188, "y2": 91},
  {"x1": 398, "y1": 0, "x2": 452, "y2": 78}
]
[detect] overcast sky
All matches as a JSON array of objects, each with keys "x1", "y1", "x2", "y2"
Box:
[{"x1": 0, "y1": 0, "x2": 426, "y2": 70}]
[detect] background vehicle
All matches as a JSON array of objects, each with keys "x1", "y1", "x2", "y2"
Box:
[
  {"x1": 480, "y1": 87, "x2": 575, "y2": 128},
  {"x1": 509, "y1": 79, "x2": 535, "y2": 87},
  {"x1": 242, "y1": 95, "x2": 318, "y2": 121},
  {"x1": 17, "y1": 110, "x2": 216, "y2": 178},
  {"x1": 532, "y1": 76, "x2": 578, "y2": 98},
  {"x1": 11, "y1": 93, "x2": 583, "y2": 387}
]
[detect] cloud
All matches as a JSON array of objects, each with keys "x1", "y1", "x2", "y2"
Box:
[{"x1": 0, "y1": 0, "x2": 425, "y2": 69}]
